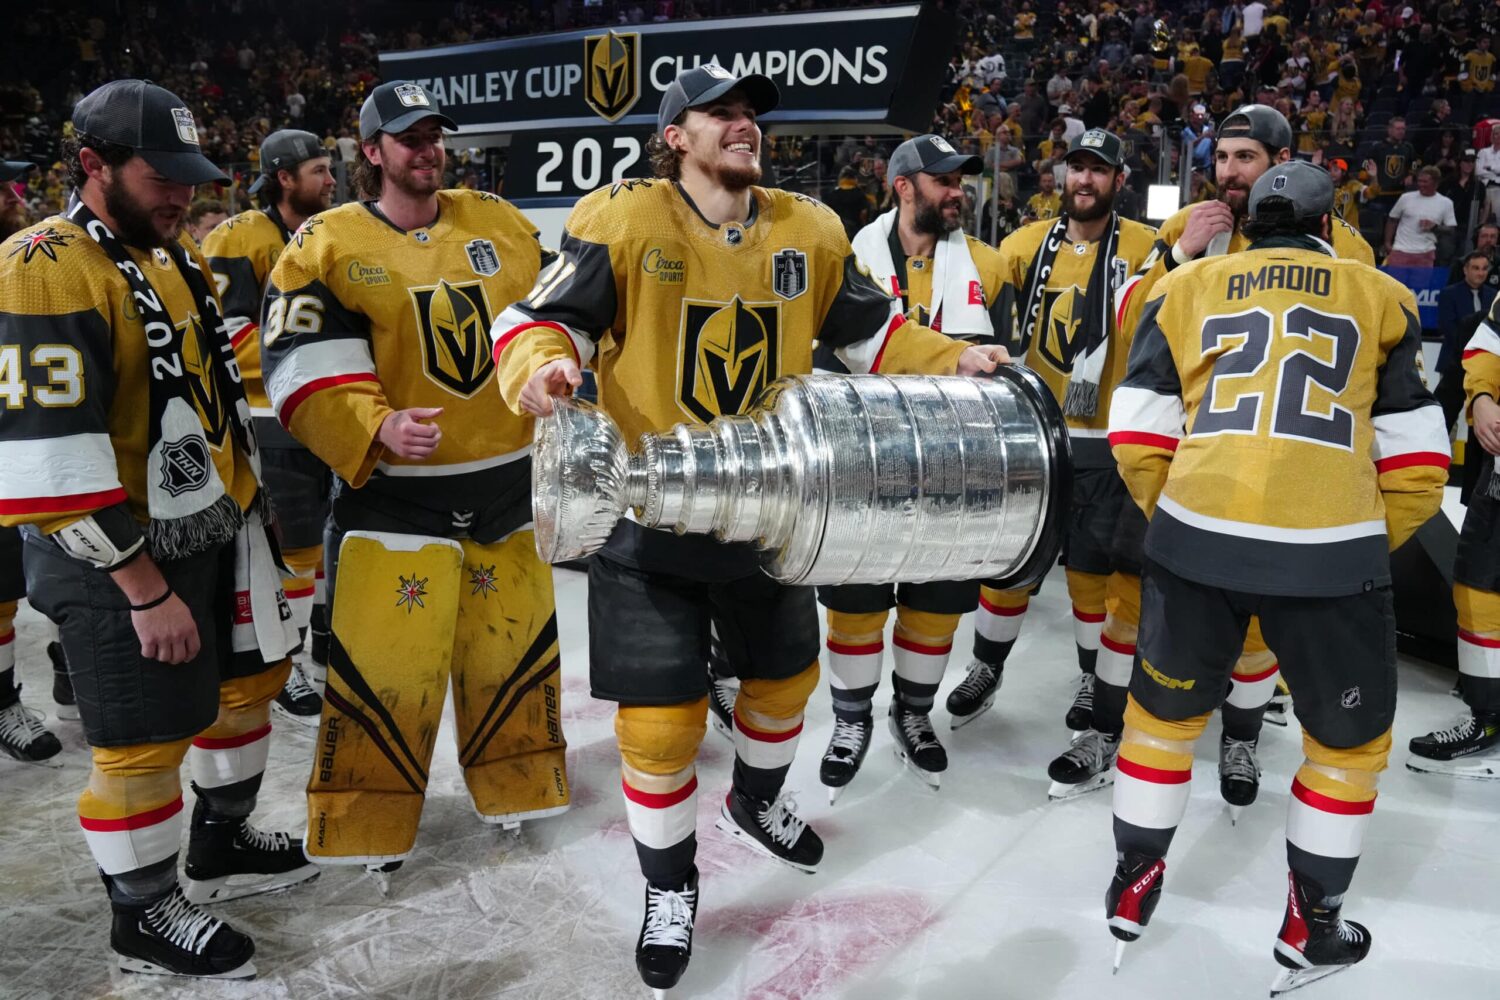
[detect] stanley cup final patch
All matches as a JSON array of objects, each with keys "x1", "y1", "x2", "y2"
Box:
[
  {"x1": 465, "y1": 238, "x2": 501, "y2": 276},
  {"x1": 171, "y1": 108, "x2": 200, "y2": 146},
  {"x1": 394, "y1": 83, "x2": 430, "y2": 107},
  {"x1": 771, "y1": 248, "x2": 807, "y2": 301}
]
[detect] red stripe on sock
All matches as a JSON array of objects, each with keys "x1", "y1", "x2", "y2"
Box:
[
  {"x1": 893, "y1": 634, "x2": 953, "y2": 656},
  {"x1": 1100, "y1": 634, "x2": 1136, "y2": 656},
  {"x1": 1459, "y1": 630, "x2": 1500, "y2": 649},
  {"x1": 1233, "y1": 663, "x2": 1280, "y2": 684},
  {"x1": 621, "y1": 774, "x2": 697, "y2": 809},
  {"x1": 734, "y1": 709, "x2": 804, "y2": 743},
  {"x1": 979, "y1": 594, "x2": 1029, "y2": 616},
  {"x1": 79, "y1": 795, "x2": 183, "y2": 832},
  {"x1": 1291, "y1": 778, "x2": 1375, "y2": 815},
  {"x1": 192, "y1": 722, "x2": 273, "y2": 751},
  {"x1": 827, "y1": 639, "x2": 883, "y2": 656},
  {"x1": 283, "y1": 584, "x2": 316, "y2": 600},
  {"x1": 1116, "y1": 756, "x2": 1190, "y2": 784},
  {"x1": 1072, "y1": 607, "x2": 1106, "y2": 624},
  {"x1": 0, "y1": 630, "x2": 13, "y2": 646}
]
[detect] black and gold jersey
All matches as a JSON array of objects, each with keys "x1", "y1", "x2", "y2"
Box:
[
  {"x1": 262, "y1": 189, "x2": 547, "y2": 508},
  {"x1": 1467, "y1": 295, "x2": 1500, "y2": 416},
  {"x1": 202, "y1": 207, "x2": 292, "y2": 418}
]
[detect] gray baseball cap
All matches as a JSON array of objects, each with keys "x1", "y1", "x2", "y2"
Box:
[
  {"x1": 248, "y1": 129, "x2": 327, "y2": 194},
  {"x1": 656, "y1": 64, "x2": 779, "y2": 135},
  {"x1": 358, "y1": 81, "x2": 456, "y2": 141},
  {"x1": 72, "y1": 80, "x2": 228, "y2": 185},
  {"x1": 1219, "y1": 104, "x2": 1294, "y2": 152},
  {"x1": 889, "y1": 134, "x2": 982, "y2": 178},
  {"x1": 1065, "y1": 128, "x2": 1125, "y2": 167},
  {"x1": 0, "y1": 160, "x2": 35, "y2": 183},
  {"x1": 1248, "y1": 161, "x2": 1334, "y2": 220}
]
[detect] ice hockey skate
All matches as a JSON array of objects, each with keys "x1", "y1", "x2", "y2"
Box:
[
  {"x1": 1219, "y1": 734, "x2": 1261, "y2": 824},
  {"x1": 1269, "y1": 872, "x2": 1371, "y2": 996},
  {"x1": 0, "y1": 689, "x2": 62, "y2": 767},
  {"x1": 111, "y1": 885, "x2": 257, "y2": 980},
  {"x1": 48, "y1": 641, "x2": 79, "y2": 721},
  {"x1": 1106, "y1": 853, "x2": 1165, "y2": 973},
  {"x1": 715, "y1": 788, "x2": 823, "y2": 873},
  {"x1": 636, "y1": 867, "x2": 698, "y2": 998},
  {"x1": 272, "y1": 661, "x2": 323, "y2": 729},
  {"x1": 365, "y1": 860, "x2": 403, "y2": 896},
  {"x1": 1046, "y1": 729, "x2": 1118, "y2": 800},
  {"x1": 706, "y1": 664, "x2": 737, "y2": 741},
  {"x1": 182, "y1": 798, "x2": 319, "y2": 904},
  {"x1": 1406, "y1": 713, "x2": 1500, "y2": 779},
  {"x1": 820, "y1": 715, "x2": 873, "y2": 803},
  {"x1": 1264, "y1": 680, "x2": 1291, "y2": 727},
  {"x1": 1065, "y1": 671, "x2": 1095, "y2": 731},
  {"x1": 888, "y1": 702, "x2": 946, "y2": 790},
  {"x1": 945, "y1": 659, "x2": 1000, "y2": 729}
]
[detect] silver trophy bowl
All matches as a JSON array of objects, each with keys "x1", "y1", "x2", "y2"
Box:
[{"x1": 532, "y1": 367, "x2": 1071, "y2": 589}]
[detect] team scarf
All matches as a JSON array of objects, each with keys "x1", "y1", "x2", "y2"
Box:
[{"x1": 1016, "y1": 211, "x2": 1123, "y2": 417}]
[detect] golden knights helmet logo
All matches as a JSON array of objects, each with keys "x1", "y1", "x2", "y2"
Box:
[
  {"x1": 409, "y1": 279, "x2": 496, "y2": 397},
  {"x1": 1036, "y1": 286, "x2": 1084, "y2": 373},
  {"x1": 177, "y1": 314, "x2": 230, "y2": 448},
  {"x1": 677, "y1": 297, "x2": 780, "y2": 422},
  {"x1": 583, "y1": 30, "x2": 641, "y2": 123}
]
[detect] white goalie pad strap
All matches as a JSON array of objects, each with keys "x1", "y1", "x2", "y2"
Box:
[
  {"x1": 621, "y1": 773, "x2": 698, "y2": 851},
  {"x1": 80, "y1": 796, "x2": 184, "y2": 875},
  {"x1": 190, "y1": 723, "x2": 273, "y2": 789}
]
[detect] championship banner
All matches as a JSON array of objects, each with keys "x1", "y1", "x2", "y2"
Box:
[
  {"x1": 378, "y1": 3, "x2": 955, "y2": 138},
  {"x1": 1380, "y1": 265, "x2": 1450, "y2": 331}
]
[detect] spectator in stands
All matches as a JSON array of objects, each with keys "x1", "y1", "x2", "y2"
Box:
[
  {"x1": 1047, "y1": 66, "x2": 1074, "y2": 107},
  {"x1": 986, "y1": 127, "x2": 1026, "y2": 199},
  {"x1": 1328, "y1": 96, "x2": 1362, "y2": 156},
  {"x1": 1443, "y1": 149, "x2": 1481, "y2": 229},
  {"x1": 1183, "y1": 104, "x2": 1214, "y2": 171},
  {"x1": 974, "y1": 78, "x2": 1006, "y2": 120},
  {"x1": 1188, "y1": 167, "x2": 1218, "y2": 203},
  {"x1": 187, "y1": 198, "x2": 228, "y2": 244},
  {"x1": 1024, "y1": 170, "x2": 1060, "y2": 222},
  {"x1": 1243, "y1": 0, "x2": 1267, "y2": 42},
  {"x1": 1221, "y1": 26, "x2": 1247, "y2": 92},
  {"x1": 1451, "y1": 221, "x2": 1499, "y2": 291},
  {"x1": 1368, "y1": 115, "x2": 1416, "y2": 210},
  {"x1": 1436, "y1": 250, "x2": 1496, "y2": 427},
  {"x1": 1384, "y1": 166, "x2": 1458, "y2": 267},
  {"x1": 0, "y1": 160, "x2": 34, "y2": 239},
  {"x1": 1329, "y1": 157, "x2": 1368, "y2": 230},
  {"x1": 1017, "y1": 79, "x2": 1051, "y2": 140},
  {"x1": 1294, "y1": 91, "x2": 1328, "y2": 158},
  {"x1": 824, "y1": 165, "x2": 868, "y2": 240},
  {"x1": 1478, "y1": 127, "x2": 1500, "y2": 223}
]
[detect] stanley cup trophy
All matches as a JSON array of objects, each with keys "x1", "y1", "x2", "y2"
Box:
[{"x1": 531, "y1": 365, "x2": 1072, "y2": 591}]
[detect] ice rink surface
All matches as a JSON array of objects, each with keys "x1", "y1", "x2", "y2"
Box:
[{"x1": 2, "y1": 562, "x2": 1497, "y2": 1000}]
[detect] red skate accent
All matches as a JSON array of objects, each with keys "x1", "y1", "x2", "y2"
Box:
[
  {"x1": 1109, "y1": 858, "x2": 1165, "y2": 937},
  {"x1": 1276, "y1": 872, "x2": 1312, "y2": 967}
]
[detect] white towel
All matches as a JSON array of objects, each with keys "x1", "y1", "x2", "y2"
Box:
[
  {"x1": 851, "y1": 209, "x2": 993, "y2": 338},
  {"x1": 230, "y1": 508, "x2": 300, "y2": 664}
]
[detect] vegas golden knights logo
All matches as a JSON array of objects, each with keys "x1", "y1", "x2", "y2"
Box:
[
  {"x1": 409, "y1": 279, "x2": 496, "y2": 397},
  {"x1": 177, "y1": 314, "x2": 229, "y2": 448},
  {"x1": 583, "y1": 30, "x2": 641, "y2": 123},
  {"x1": 1036, "y1": 287, "x2": 1084, "y2": 373},
  {"x1": 1384, "y1": 154, "x2": 1406, "y2": 180},
  {"x1": 677, "y1": 297, "x2": 780, "y2": 422}
]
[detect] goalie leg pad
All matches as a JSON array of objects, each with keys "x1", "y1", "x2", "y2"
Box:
[
  {"x1": 452, "y1": 531, "x2": 570, "y2": 825},
  {"x1": 306, "y1": 531, "x2": 463, "y2": 864}
]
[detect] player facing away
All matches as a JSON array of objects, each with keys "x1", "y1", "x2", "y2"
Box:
[
  {"x1": 261, "y1": 81, "x2": 568, "y2": 890},
  {"x1": 811, "y1": 133, "x2": 1009, "y2": 798},
  {"x1": 0, "y1": 80, "x2": 316, "y2": 979},
  {"x1": 203, "y1": 129, "x2": 336, "y2": 726},
  {"x1": 1407, "y1": 294, "x2": 1500, "y2": 776},
  {"x1": 1105, "y1": 161, "x2": 1449, "y2": 994},
  {"x1": 493, "y1": 66, "x2": 1009, "y2": 997},
  {"x1": 948, "y1": 129, "x2": 1157, "y2": 801}
]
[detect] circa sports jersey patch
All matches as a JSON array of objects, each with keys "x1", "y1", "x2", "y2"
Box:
[
  {"x1": 171, "y1": 107, "x2": 200, "y2": 146},
  {"x1": 642, "y1": 247, "x2": 685, "y2": 283},
  {"x1": 771, "y1": 248, "x2": 807, "y2": 300},
  {"x1": 677, "y1": 296, "x2": 781, "y2": 423},
  {"x1": 7, "y1": 227, "x2": 76, "y2": 264},
  {"x1": 409, "y1": 278, "x2": 496, "y2": 397},
  {"x1": 465, "y1": 238, "x2": 501, "y2": 276},
  {"x1": 393, "y1": 83, "x2": 430, "y2": 108}
]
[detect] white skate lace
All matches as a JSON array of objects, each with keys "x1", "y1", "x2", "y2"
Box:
[
  {"x1": 1058, "y1": 728, "x2": 1117, "y2": 769},
  {"x1": 1335, "y1": 920, "x2": 1363, "y2": 944},
  {"x1": 283, "y1": 663, "x2": 317, "y2": 701},
  {"x1": 896, "y1": 710, "x2": 941, "y2": 751},
  {"x1": 641, "y1": 883, "x2": 696, "y2": 949},
  {"x1": 0, "y1": 700, "x2": 50, "y2": 747},
  {"x1": 239, "y1": 821, "x2": 293, "y2": 852},
  {"x1": 824, "y1": 718, "x2": 868, "y2": 760},
  {"x1": 710, "y1": 676, "x2": 737, "y2": 715},
  {"x1": 757, "y1": 791, "x2": 807, "y2": 849},
  {"x1": 952, "y1": 660, "x2": 997, "y2": 701},
  {"x1": 1429, "y1": 715, "x2": 1479, "y2": 744},
  {"x1": 1071, "y1": 672, "x2": 1095, "y2": 713},
  {"x1": 1220, "y1": 737, "x2": 1261, "y2": 783},
  {"x1": 147, "y1": 889, "x2": 222, "y2": 955}
]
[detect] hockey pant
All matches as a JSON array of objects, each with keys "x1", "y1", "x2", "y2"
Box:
[
  {"x1": 826, "y1": 607, "x2": 959, "y2": 720},
  {"x1": 975, "y1": 570, "x2": 1106, "y2": 676},
  {"x1": 1455, "y1": 583, "x2": 1500, "y2": 715},
  {"x1": 1113, "y1": 695, "x2": 1388, "y2": 899},
  {"x1": 306, "y1": 530, "x2": 568, "y2": 864},
  {"x1": 78, "y1": 659, "x2": 290, "y2": 903},
  {"x1": 618, "y1": 660, "x2": 818, "y2": 886}
]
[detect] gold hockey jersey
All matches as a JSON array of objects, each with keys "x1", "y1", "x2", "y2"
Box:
[
  {"x1": 492, "y1": 179, "x2": 971, "y2": 446},
  {"x1": 1109, "y1": 242, "x2": 1450, "y2": 597},
  {"x1": 996, "y1": 215, "x2": 1159, "y2": 465},
  {"x1": 1465, "y1": 296, "x2": 1500, "y2": 418},
  {"x1": 262, "y1": 189, "x2": 547, "y2": 509},
  {"x1": 0, "y1": 219, "x2": 258, "y2": 531},
  {"x1": 202, "y1": 206, "x2": 292, "y2": 420}
]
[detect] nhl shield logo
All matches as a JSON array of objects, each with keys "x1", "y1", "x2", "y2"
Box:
[
  {"x1": 771, "y1": 248, "x2": 807, "y2": 301},
  {"x1": 583, "y1": 30, "x2": 641, "y2": 123},
  {"x1": 158, "y1": 436, "x2": 212, "y2": 497},
  {"x1": 465, "y1": 238, "x2": 501, "y2": 276}
]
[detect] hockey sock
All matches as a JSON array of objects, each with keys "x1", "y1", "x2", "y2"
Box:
[
  {"x1": 0, "y1": 599, "x2": 17, "y2": 706},
  {"x1": 79, "y1": 738, "x2": 192, "y2": 903},
  {"x1": 974, "y1": 585, "x2": 1028, "y2": 667},
  {"x1": 891, "y1": 607, "x2": 957, "y2": 712},
  {"x1": 1112, "y1": 696, "x2": 1208, "y2": 860},
  {"x1": 0, "y1": 669, "x2": 18, "y2": 710},
  {"x1": 617, "y1": 701, "x2": 704, "y2": 886},
  {"x1": 1222, "y1": 617, "x2": 1279, "y2": 740},
  {"x1": 280, "y1": 544, "x2": 321, "y2": 638},
  {"x1": 1066, "y1": 570, "x2": 1106, "y2": 675},
  {"x1": 825, "y1": 610, "x2": 887, "y2": 723},
  {"x1": 1093, "y1": 573, "x2": 1140, "y2": 738},
  {"x1": 1455, "y1": 583, "x2": 1500, "y2": 716},
  {"x1": 1286, "y1": 729, "x2": 1388, "y2": 899},
  {"x1": 189, "y1": 662, "x2": 289, "y2": 819},
  {"x1": 733, "y1": 661, "x2": 819, "y2": 801}
]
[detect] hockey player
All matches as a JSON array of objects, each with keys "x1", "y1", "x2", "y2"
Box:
[
  {"x1": 1105, "y1": 161, "x2": 1449, "y2": 994},
  {"x1": 811, "y1": 133, "x2": 1008, "y2": 797},
  {"x1": 204, "y1": 129, "x2": 335, "y2": 726},
  {"x1": 262, "y1": 81, "x2": 569, "y2": 884},
  {"x1": 493, "y1": 66, "x2": 1010, "y2": 996},
  {"x1": 0, "y1": 80, "x2": 314, "y2": 979},
  {"x1": 946, "y1": 129, "x2": 1157, "y2": 802},
  {"x1": 1407, "y1": 295, "x2": 1500, "y2": 776}
]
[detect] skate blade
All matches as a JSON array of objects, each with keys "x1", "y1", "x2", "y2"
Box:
[
  {"x1": 1047, "y1": 771, "x2": 1113, "y2": 801},
  {"x1": 710, "y1": 714, "x2": 733, "y2": 741},
  {"x1": 54, "y1": 705, "x2": 81, "y2": 722},
  {"x1": 652, "y1": 989, "x2": 670, "y2": 999},
  {"x1": 1269, "y1": 963, "x2": 1350, "y2": 996},
  {"x1": 1229, "y1": 805, "x2": 1244, "y2": 826},
  {"x1": 1405, "y1": 756, "x2": 1500, "y2": 779},
  {"x1": 826, "y1": 784, "x2": 844, "y2": 805},
  {"x1": 947, "y1": 695, "x2": 995, "y2": 731},
  {"x1": 1112, "y1": 939, "x2": 1127, "y2": 974},
  {"x1": 477, "y1": 802, "x2": 571, "y2": 827},
  {"x1": 1263, "y1": 712, "x2": 1289, "y2": 728},
  {"x1": 2, "y1": 751, "x2": 65, "y2": 769},
  {"x1": 183, "y1": 864, "x2": 320, "y2": 904},
  {"x1": 119, "y1": 954, "x2": 257, "y2": 980},
  {"x1": 713, "y1": 810, "x2": 817, "y2": 874},
  {"x1": 271, "y1": 703, "x2": 322, "y2": 729}
]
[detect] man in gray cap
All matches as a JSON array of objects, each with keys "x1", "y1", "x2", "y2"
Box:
[
  {"x1": 0, "y1": 79, "x2": 314, "y2": 979},
  {"x1": 0, "y1": 159, "x2": 34, "y2": 239},
  {"x1": 1105, "y1": 159, "x2": 1447, "y2": 992}
]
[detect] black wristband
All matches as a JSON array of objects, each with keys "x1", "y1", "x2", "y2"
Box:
[{"x1": 129, "y1": 587, "x2": 174, "y2": 612}]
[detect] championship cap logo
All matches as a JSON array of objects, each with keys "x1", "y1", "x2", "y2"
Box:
[
  {"x1": 394, "y1": 83, "x2": 430, "y2": 108},
  {"x1": 1081, "y1": 130, "x2": 1106, "y2": 148},
  {"x1": 171, "y1": 108, "x2": 200, "y2": 146},
  {"x1": 930, "y1": 136, "x2": 957, "y2": 154},
  {"x1": 583, "y1": 30, "x2": 641, "y2": 123},
  {"x1": 702, "y1": 63, "x2": 734, "y2": 80}
]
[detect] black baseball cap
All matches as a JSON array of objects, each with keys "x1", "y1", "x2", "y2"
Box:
[
  {"x1": 656, "y1": 64, "x2": 779, "y2": 135},
  {"x1": 1, "y1": 160, "x2": 35, "y2": 184},
  {"x1": 1065, "y1": 128, "x2": 1125, "y2": 167},
  {"x1": 1219, "y1": 104, "x2": 1294, "y2": 152},
  {"x1": 359, "y1": 81, "x2": 457, "y2": 141},
  {"x1": 72, "y1": 80, "x2": 227, "y2": 185},
  {"x1": 1249, "y1": 161, "x2": 1334, "y2": 221},
  {"x1": 248, "y1": 129, "x2": 327, "y2": 194},
  {"x1": 889, "y1": 134, "x2": 982, "y2": 178}
]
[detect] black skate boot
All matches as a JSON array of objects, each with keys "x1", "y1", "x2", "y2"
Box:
[
  {"x1": 635, "y1": 867, "x2": 699, "y2": 997},
  {"x1": 1219, "y1": 734, "x2": 1261, "y2": 824},
  {"x1": 1406, "y1": 712, "x2": 1500, "y2": 779},
  {"x1": 366, "y1": 860, "x2": 403, "y2": 896},
  {"x1": 48, "y1": 641, "x2": 79, "y2": 721},
  {"x1": 1264, "y1": 679, "x2": 1291, "y2": 727},
  {"x1": 111, "y1": 884, "x2": 257, "y2": 979},
  {"x1": 1106, "y1": 853, "x2": 1166, "y2": 973},
  {"x1": 272, "y1": 661, "x2": 323, "y2": 729},
  {"x1": 888, "y1": 702, "x2": 947, "y2": 790},
  {"x1": 715, "y1": 788, "x2": 823, "y2": 873},
  {"x1": 820, "y1": 715, "x2": 873, "y2": 803},
  {"x1": 1270, "y1": 872, "x2": 1371, "y2": 996},
  {"x1": 706, "y1": 664, "x2": 737, "y2": 742},
  {"x1": 183, "y1": 797, "x2": 319, "y2": 904},
  {"x1": 1046, "y1": 729, "x2": 1118, "y2": 801},
  {"x1": 945, "y1": 659, "x2": 1001, "y2": 729},
  {"x1": 1065, "y1": 671, "x2": 1095, "y2": 731},
  {"x1": 0, "y1": 686, "x2": 63, "y2": 767}
]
